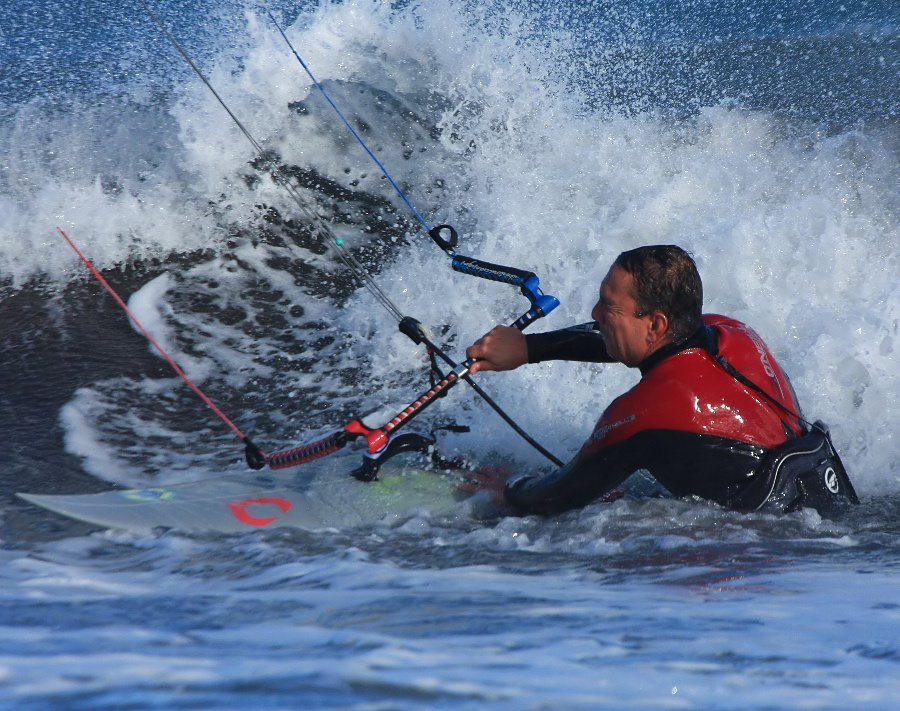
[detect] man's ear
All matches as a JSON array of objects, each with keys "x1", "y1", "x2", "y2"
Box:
[{"x1": 647, "y1": 311, "x2": 670, "y2": 346}]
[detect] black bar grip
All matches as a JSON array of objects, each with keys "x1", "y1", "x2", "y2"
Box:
[
  {"x1": 451, "y1": 255, "x2": 535, "y2": 287},
  {"x1": 265, "y1": 430, "x2": 349, "y2": 470}
]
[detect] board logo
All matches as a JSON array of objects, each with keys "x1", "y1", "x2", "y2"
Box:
[
  {"x1": 739, "y1": 324, "x2": 786, "y2": 398},
  {"x1": 228, "y1": 497, "x2": 293, "y2": 527},
  {"x1": 119, "y1": 488, "x2": 176, "y2": 502}
]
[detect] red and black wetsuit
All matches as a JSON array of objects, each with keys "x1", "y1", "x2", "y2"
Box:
[{"x1": 505, "y1": 314, "x2": 807, "y2": 514}]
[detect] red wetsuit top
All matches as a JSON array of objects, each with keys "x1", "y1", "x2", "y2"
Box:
[{"x1": 506, "y1": 314, "x2": 805, "y2": 514}]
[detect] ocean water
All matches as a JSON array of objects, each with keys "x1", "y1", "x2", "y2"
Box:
[{"x1": 1, "y1": 0, "x2": 899, "y2": 708}]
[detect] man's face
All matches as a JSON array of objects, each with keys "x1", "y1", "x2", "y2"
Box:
[{"x1": 590, "y1": 266, "x2": 656, "y2": 367}]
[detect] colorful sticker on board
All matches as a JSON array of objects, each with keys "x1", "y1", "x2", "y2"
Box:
[
  {"x1": 119, "y1": 488, "x2": 177, "y2": 502},
  {"x1": 228, "y1": 497, "x2": 293, "y2": 527}
]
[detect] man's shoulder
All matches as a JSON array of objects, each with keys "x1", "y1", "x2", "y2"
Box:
[{"x1": 701, "y1": 314, "x2": 767, "y2": 352}]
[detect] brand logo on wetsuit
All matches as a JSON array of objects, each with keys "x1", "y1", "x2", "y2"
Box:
[
  {"x1": 824, "y1": 467, "x2": 840, "y2": 494},
  {"x1": 740, "y1": 325, "x2": 785, "y2": 399},
  {"x1": 589, "y1": 414, "x2": 636, "y2": 443}
]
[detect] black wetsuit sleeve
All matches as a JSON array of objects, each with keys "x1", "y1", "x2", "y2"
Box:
[
  {"x1": 504, "y1": 430, "x2": 768, "y2": 516},
  {"x1": 504, "y1": 441, "x2": 640, "y2": 516},
  {"x1": 525, "y1": 323, "x2": 614, "y2": 364}
]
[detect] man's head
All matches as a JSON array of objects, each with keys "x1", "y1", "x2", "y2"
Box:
[{"x1": 591, "y1": 245, "x2": 703, "y2": 367}]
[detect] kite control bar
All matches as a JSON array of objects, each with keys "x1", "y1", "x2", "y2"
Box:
[
  {"x1": 252, "y1": 358, "x2": 473, "y2": 471},
  {"x1": 250, "y1": 295, "x2": 559, "y2": 473}
]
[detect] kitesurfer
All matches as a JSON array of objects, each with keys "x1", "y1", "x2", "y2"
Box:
[{"x1": 463, "y1": 245, "x2": 858, "y2": 515}]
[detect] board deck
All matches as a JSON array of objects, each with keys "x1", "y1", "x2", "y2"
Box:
[{"x1": 18, "y1": 453, "x2": 467, "y2": 533}]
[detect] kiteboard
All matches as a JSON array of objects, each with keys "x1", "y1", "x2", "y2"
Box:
[{"x1": 17, "y1": 452, "x2": 468, "y2": 533}]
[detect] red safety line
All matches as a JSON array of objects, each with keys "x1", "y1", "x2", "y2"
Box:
[{"x1": 57, "y1": 227, "x2": 249, "y2": 443}]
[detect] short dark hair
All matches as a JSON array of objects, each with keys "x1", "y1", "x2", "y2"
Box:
[{"x1": 613, "y1": 245, "x2": 703, "y2": 342}]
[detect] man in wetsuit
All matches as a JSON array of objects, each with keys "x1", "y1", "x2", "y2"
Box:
[{"x1": 465, "y1": 245, "x2": 857, "y2": 515}]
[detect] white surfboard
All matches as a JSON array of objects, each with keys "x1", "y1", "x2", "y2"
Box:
[{"x1": 18, "y1": 453, "x2": 467, "y2": 533}]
